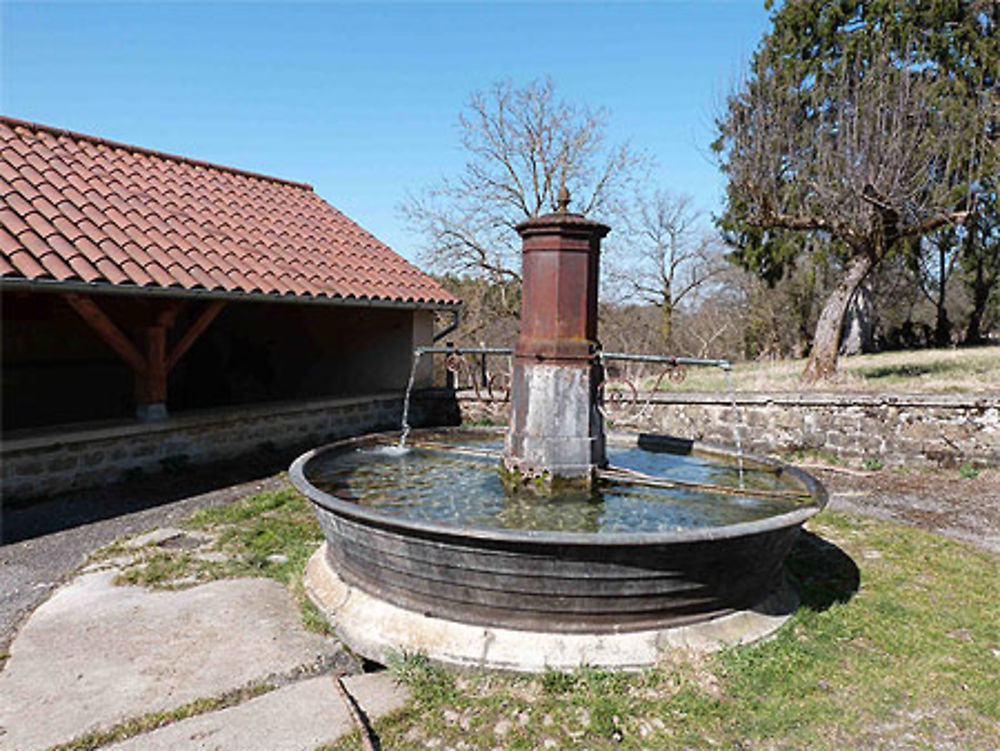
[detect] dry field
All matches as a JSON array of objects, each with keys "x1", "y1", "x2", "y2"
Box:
[{"x1": 632, "y1": 345, "x2": 1000, "y2": 394}]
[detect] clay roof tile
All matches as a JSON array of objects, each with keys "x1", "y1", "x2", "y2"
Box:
[
  {"x1": 66, "y1": 254, "x2": 101, "y2": 282},
  {"x1": 0, "y1": 209, "x2": 30, "y2": 237},
  {"x1": 9, "y1": 249, "x2": 46, "y2": 277},
  {"x1": 0, "y1": 225, "x2": 22, "y2": 255}
]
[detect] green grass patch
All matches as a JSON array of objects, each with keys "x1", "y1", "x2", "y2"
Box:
[
  {"x1": 102, "y1": 483, "x2": 328, "y2": 634},
  {"x1": 961, "y1": 463, "x2": 981, "y2": 480},
  {"x1": 782, "y1": 447, "x2": 848, "y2": 467},
  {"x1": 326, "y1": 510, "x2": 1000, "y2": 751}
]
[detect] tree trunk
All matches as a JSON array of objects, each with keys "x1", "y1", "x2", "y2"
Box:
[
  {"x1": 963, "y1": 243, "x2": 991, "y2": 345},
  {"x1": 803, "y1": 253, "x2": 874, "y2": 382},
  {"x1": 839, "y1": 280, "x2": 874, "y2": 355},
  {"x1": 962, "y1": 220, "x2": 991, "y2": 346},
  {"x1": 932, "y1": 240, "x2": 951, "y2": 347},
  {"x1": 933, "y1": 300, "x2": 952, "y2": 348},
  {"x1": 659, "y1": 299, "x2": 673, "y2": 350},
  {"x1": 965, "y1": 281, "x2": 990, "y2": 345}
]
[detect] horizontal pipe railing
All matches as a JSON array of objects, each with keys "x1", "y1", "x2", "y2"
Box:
[
  {"x1": 601, "y1": 352, "x2": 732, "y2": 370},
  {"x1": 415, "y1": 346, "x2": 514, "y2": 356},
  {"x1": 414, "y1": 346, "x2": 731, "y2": 370}
]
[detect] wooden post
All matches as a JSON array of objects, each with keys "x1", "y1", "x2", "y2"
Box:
[
  {"x1": 63, "y1": 293, "x2": 225, "y2": 422},
  {"x1": 136, "y1": 324, "x2": 168, "y2": 421}
]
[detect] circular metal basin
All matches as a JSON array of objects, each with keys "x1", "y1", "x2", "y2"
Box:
[{"x1": 290, "y1": 428, "x2": 827, "y2": 634}]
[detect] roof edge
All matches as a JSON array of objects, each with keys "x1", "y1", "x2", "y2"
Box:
[
  {"x1": 0, "y1": 277, "x2": 462, "y2": 311},
  {"x1": 0, "y1": 114, "x2": 314, "y2": 191}
]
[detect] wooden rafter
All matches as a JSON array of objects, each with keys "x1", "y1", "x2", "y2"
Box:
[
  {"x1": 167, "y1": 300, "x2": 226, "y2": 371},
  {"x1": 63, "y1": 293, "x2": 146, "y2": 374}
]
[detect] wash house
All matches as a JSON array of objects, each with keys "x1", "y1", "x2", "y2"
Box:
[{"x1": 0, "y1": 116, "x2": 458, "y2": 500}]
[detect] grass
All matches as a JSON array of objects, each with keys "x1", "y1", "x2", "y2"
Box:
[
  {"x1": 782, "y1": 447, "x2": 850, "y2": 467},
  {"x1": 94, "y1": 482, "x2": 333, "y2": 636},
  {"x1": 91, "y1": 478, "x2": 999, "y2": 749},
  {"x1": 626, "y1": 344, "x2": 1000, "y2": 394},
  {"x1": 961, "y1": 463, "x2": 981, "y2": 480},
  {"x1": 323, "y1": 510, "x2": 1000, "y2": 751}
]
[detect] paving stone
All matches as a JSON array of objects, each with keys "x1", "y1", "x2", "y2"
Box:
[
  {"x1": 125, "y1": 527, "x2": 185, "y2": 548},
  {"x1": 0, "y1": 572, "x2": 344, "y2": 751},
  {"x1": 103, "y1": 672, "x2": 409, "y2": 751}
]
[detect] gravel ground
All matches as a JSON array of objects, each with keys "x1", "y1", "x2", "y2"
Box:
[{"x1": 3, "y1": 459, "x2": 998, "y2": 655}]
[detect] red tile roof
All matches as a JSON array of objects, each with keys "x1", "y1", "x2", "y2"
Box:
[{"x1": 0, "y1": 116, "x2": 457, "y2": 307}]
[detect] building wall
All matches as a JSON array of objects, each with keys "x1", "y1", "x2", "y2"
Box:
[
  {"x1": 458, "y1": 391, "x2": 1000, "y2": 467},
  {"x1": 169, "y1": 300, "x2": 418, "y2": 410},
  {"x1": 2, "y1": 290, "x2": 134, "y2": 428},
  {"x1": 2, "y1": 290, "x2": 429, "y2": 430}
]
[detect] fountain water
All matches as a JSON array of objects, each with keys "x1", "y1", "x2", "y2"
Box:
[
  {"x1": 291, "y1": 192, "x2": 826, "y2": 672},
  {"x1": 398, "y1": 350, "x2": 422, "y2": 449}
]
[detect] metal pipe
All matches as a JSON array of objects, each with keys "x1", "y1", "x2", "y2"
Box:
[
  {"x1": 415, "y1": 345, "x2": 514, "y2": 356},
  {"x1": 432, "y1": 308, "x2": 461, "y2": 342},
  {"x1": 413, "y1": 346, "x2": 732, "y2": 369},
  {"x1": 601, "y1": 352, "x2": 732, "y2": 370}
]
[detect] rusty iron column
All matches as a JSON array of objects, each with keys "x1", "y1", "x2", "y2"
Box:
[{"x1": 502, "y1": 189, "x2": 610, "y2": 492}]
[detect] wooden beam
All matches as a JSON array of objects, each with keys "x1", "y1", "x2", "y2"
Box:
[
  {"x1": 167, "y1": 300, "x2": 226, "y2": 371},
  {"x1": 156, "y1": 299, "x2": 187, "y2": 329},
  {"x1": 137, "y1": 324, "x2": 168, "y2": 405},
  {"x1": 63, "y1": 293, "x2": 146, "y2": 375}
]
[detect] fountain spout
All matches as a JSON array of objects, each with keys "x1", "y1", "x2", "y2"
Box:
[{"x1": 502, "y1": 192, "x2": 611, "y2": 493}]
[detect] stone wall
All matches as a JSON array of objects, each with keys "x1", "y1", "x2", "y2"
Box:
[
  {"x1": 2, "y1": 389, "x2": 459, "y2": 503},
  {"x1": 5, "y1": 388, "x2": 993, "y2": 504},
  {"x1": 459, "y1": 391, "x2": 1000, "y2": 468}
]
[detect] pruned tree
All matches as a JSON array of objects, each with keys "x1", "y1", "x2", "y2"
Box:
[
  {"x1": 400, "y1": 77, "x2": 648, "y2": 318},
  {"x1": 715, "y1": 1, "x2": 996, "y2": 380},
  {"x1": 609, "y1": 191, "x2": 726, "y2": 348}
]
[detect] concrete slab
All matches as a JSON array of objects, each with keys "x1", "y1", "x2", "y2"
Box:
[
  {"x1": 0, "y1": 572, "x2": 345, "y2": 751},
  {"x1": 124, "y1": 527, "x2": 185, "y2": 548},
  {"x1": 104, "y1": 672, "x2": 410, "y2": 751},
  {"x1": 305, "y1": 544, "x2": 797, "y2": 673}
]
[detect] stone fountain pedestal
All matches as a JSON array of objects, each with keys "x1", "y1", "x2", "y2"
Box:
[{"x1": 503, "y1": 199, "x2": 609, "y2": 491}]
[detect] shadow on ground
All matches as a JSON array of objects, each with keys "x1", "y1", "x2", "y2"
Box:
[
  {"x1": 2, "y1": 445, "x2": 305, "y2": 545},
  {"x1": 856, "y1": 361, "x2": 954, "y2": 380},
  {"x1": 786, "y1": 530, "x2": 861, "y2": 612}
]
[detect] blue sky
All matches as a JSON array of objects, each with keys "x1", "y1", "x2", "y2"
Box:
[{"x1": 1, "y1": 1, "x2": 772, "y2": 262}]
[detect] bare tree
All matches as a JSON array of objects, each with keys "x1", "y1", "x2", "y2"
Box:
[
  {"x1": 717, "y1": 28, "x2": 984, "y2": 380},
  {"x1": 610, "y1": 191, "x2": 725, "y2": 348},
  {"x1": 400, "y1": 78, "x2": 647, "y2": 317}
]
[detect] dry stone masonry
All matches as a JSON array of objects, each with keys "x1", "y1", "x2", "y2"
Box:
[{"x1": 464, "y1": 391, "x2": 999, "y2": 468}]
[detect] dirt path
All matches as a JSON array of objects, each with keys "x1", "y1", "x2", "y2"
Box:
[{"x1": 813, "y1": 465, "x2": 1000, "y2": 554}]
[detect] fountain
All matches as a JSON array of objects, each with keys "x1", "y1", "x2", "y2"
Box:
[{"x1": 290, "y1": 191, "x2": 826, "y2": 672}]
